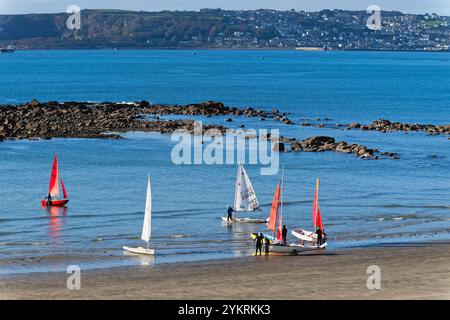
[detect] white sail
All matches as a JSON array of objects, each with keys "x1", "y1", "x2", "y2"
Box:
[
  {"x1": 233, "y1": 165, "x2": 243, "y2": 210},
  {"x1": 234, "y1": 164, "x2": 259, "y2": 212},
  {"x1": 141, "y1": 175, "x2": 152, "y2": 243}
]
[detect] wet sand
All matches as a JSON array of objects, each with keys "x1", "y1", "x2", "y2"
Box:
[{"x1": 1, "y1": 242, "x2": 450, "y2": 299}]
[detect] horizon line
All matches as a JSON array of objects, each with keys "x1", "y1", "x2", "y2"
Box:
[{"x1": 0, "y1": 7, "x2": 448, "y2": 17}]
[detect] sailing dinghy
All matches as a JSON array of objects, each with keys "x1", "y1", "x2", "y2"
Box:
[
  {"x1": 255, "y1": 169, "x2": 326, "y2": 255},
  {"x1": 41, "y1": 155, "x2": 69, "y2": 207},
  {"x1": 291, "y1": 178, "x2": 328, "y2": 249},
  {"x1": 123, "y1": 175, "x2": 155, "y2": 255},
  {"x1": 221, "y1": 164, "x2": 266, "y2": 223}
]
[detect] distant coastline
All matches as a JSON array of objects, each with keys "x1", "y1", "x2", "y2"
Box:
[
  {"x1": 1, "y1": 9, "x2": 449, "y2": 52},
  {"x1": 8, "y1": 47, "x2": 450, "y2": 52}
]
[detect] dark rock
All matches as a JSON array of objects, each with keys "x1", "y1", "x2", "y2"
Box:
[{"x1": 290, "y1": 142, "x2": 302, "y2": 151}]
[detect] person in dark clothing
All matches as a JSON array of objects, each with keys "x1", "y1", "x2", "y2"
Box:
[
  {"x1": 47, "y1": 193, "x2": 52, "y2": 206},
  {"x1": 226, "y1": 205, "x2": 234, "y2": 222},
  {"x1": 316, "y1": 228, "x2": 323, "y2": 246},
  {"x1": 281, "y1": 225, "x2": 288, "y2": 245},
  {"x1": 254, "y1": 233, "x2": 264, "y2": 256},
  {"x1": 264, "y1": 237, "x2": 271, "y2": 256}
]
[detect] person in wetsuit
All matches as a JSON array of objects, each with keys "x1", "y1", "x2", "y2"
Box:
[
  {"x1": 281, "y1": 225, "x2": 288, "y2": 245},
  {"x1": 226, "y1": 205, "x2": 234, "y2": 222},
  {"x1": 316, "y1": 228, "x2": 323, "y2": 246},
  {"x1": 254, "y1": 233, "x2": 264, "y2": 256},
  {"x1": 264, "y1": 237, "x2": 271, "y2": 256},
  {"x1": 46, "y1": 193, "x2": 52, "y2": 206}
]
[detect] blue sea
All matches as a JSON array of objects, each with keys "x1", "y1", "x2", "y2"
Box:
[{"x1": 0, "y1": 50, "x2": 449, "y2": 274}]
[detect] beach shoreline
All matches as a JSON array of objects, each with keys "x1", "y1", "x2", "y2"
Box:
[{"x1": 2, "y1": 241, "x2": 449, "y2": 299}]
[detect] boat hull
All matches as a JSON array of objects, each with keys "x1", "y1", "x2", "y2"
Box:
[
  {"x1": 221, "y1": 216, "x2": 267, "y2": 223},
  {"x1": 123, "y1": 246, "x2": 155, "y2": 255},
  {"x1": 41, "y1": 199, "x2": 69, "y2": 207},
  {"x1": 269, "y1": 242, "x2": 327, "y2": 255},
  {"x1": 292, "y1": 229, "x2": 317, "y2": 242}
]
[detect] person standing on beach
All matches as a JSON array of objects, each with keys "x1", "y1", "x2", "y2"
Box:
[
  {"x1": 254, "y1": 233, "x2": 264, "y2": 256},
  {"x1": 316, "y1": 228, "x2": 323, "y2": 246},
  {"x1": 264, "y1": 237, "x2": 271, "y2": 256},
  {"x1": 226, "y1": 205, "x2": 234, "y2": 222},
  {"x1": 282, "y1": 225, "x2": 288, "y2": 245}
]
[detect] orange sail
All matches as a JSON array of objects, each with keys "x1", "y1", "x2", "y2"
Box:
[
  {"x1": 267, "y1": 182, "x2": 280, "y2": 233},
  {"x1": 60, "y1": 178, "x2": 68, "y2": 199},
  {"x1": 49, "y1": 155, "x2": 60, "y2": 198},
  {"x1": 276, "y1": 211, "x2": 283, "y2": 241}
]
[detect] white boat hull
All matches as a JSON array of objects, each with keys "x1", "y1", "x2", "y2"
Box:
[
  {"x1": 221, "y1": 216, "x2": 267, "y2": 223},
  {"x1": 269, "y1": 242, "x2": 327, "y2": 255},
  {"x1": 123, "y1": 246, "x2": 155, "y2": 255},
  {"x1": 292, "y1": 229, "x2": 317, "y2": 242}
]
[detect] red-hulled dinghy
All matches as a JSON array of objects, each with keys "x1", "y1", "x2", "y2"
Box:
[{"x1": 41, "y1": 155, "x2": 69, "y2": 207}]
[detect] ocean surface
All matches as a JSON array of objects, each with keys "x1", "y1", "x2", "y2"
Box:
[{"x1": 0, "y1": 50, "x2": 449, "y2": 274}]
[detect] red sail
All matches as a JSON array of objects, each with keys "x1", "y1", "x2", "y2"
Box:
[
  {"x1": 312, "y1": 178, "x2": 324, "y2": 232},
  {"x1": 267, "y1": 182, "x2": 280, "y2": 233},
  {"x1": 60, "y1": 178, "x2": 68, "y2": 199},
  {"x1": 315, "y1": 207, "x2": 324, "y2": 233},
  {"x1": 312, "y1": 178, "x2": 319, "y2": 228},
  {"x1": 49, "y1": 155, "x2": 60, "y2": 197}
]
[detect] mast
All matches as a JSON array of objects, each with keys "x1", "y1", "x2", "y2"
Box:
[
  {"x1": 281, "y1": 166, "x2": 284, "y2": 223},
  {"x1": 233, "y1": 164, "x2": 242, "y2": 211},
  {"x1": 277, "y1": 165, "x2": 285, "y2": 240}
]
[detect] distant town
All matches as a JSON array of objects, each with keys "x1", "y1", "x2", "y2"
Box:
[{"x1": 0, "y1": 8, "x2": 449, "y2": 51}]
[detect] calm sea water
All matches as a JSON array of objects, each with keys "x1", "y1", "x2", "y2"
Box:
[{"x1": 0, "y1": 50, "x2": 449, "y2": 274}]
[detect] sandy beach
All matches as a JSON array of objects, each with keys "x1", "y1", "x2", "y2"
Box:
[{"x1": 1, "y1": 242, "x2": 449, "y2": 300}]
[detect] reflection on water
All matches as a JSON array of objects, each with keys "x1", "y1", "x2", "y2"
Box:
[
  {"x1": 46, "y1": 206, "x2": 67, "y2": 245},
  {"x1": 123, "y1": 250, "x2": 155, "y2": 266}
]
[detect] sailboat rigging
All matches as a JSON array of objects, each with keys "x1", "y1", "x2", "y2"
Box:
[{"x1": 221, "y1": 164, "x2": 266, "y2": 223}]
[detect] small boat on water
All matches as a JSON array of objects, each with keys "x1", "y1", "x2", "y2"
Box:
[
  {"x1": 123, "y1": 175, "x2": 155, "y2": 255},
  {"x1": 221, "y1": 164, "x2": 266, "y2": 223},
  {"x1": 291, "y1": 178, "x2": 328, "y2": 249},
  {"x1": 41, "y1": 155, "x2": 69, "y2": 207}
]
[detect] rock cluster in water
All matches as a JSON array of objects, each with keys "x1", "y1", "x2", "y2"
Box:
[
  {"x1": 347, "y1": 119, "x2": 450, "y2": 136},
  {"x1": 281, "y1": 136, "x2": 398, "y2": 159},
  {"x1": 0, "y1": 100, "x2": 402, "y2": 160},
  {"x1": 0, "y1": 100, "x2": 272, "y2": 140}
]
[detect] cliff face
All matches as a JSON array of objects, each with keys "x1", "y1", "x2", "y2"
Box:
[{"x1": 0, "y1": 10, "x2": 241, "y2": 49}]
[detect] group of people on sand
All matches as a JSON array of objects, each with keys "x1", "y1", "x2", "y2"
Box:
[
  {"x1": 253, "y1": 225, "x2": 287, "y2": 256},
  {"x1": 227, "y1": 205, "x2": 326, "y2": 256}
]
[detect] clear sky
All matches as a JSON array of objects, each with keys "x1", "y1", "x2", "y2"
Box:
[{"x1": 0, "y1": 0, "x2": 449, "y2": 15}]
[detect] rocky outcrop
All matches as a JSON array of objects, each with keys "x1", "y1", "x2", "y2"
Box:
[
  {"x1": 0, "y1": 100, "x2": 238, "y2": 140},
  {"x1": 287, "y1": 136, "x2": 396, "y2": 159},
  {"x1": 344, "y1": 119, "x2": 450, "y2": 136}
]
